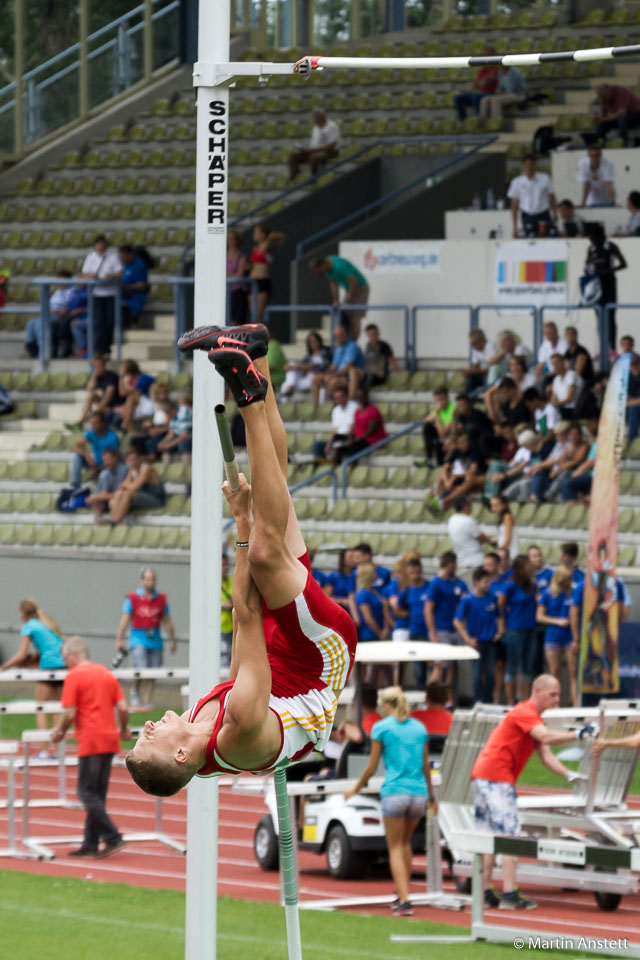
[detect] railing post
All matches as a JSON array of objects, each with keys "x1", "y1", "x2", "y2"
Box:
[
  {"x1": 26, "y1": 77, "x2": 38, "y2": 143},
  {"x1": 86, "y1": 287, "x2": 94, "y2": 364},
  {"x1": 341, "y1": 459, "x2": 348, "y2": 499},
  {"x1": 144, "y1": 0, "x2": 153, "y2": 82},
  {"x1": 113, "y1": 283, "x2": 122, "y2": 364},
  {"x1": 250, "y1": 279, "x2": 258, "y2": 324},
  {"x1": 410, "y1": 306, "x2": 416, "y2": 373},
  {"x1": 79, "y1": 0, "x2": 89, "y2": 119},
  {"x1": 174, "y1": 282, "x2": 184, "y2": 373},
  {"x1": 532, "y1": 305, "x2": 542, "y2": 357},
  {"x1": 331, "y1": 469, "x2": 338, "y2": 506},
  {"x1": 116, "y1": 22, "x2": 127, "y2": 93},
  {"x1": 14, "y1": 0, "x2": 24, "y2": 155},
  {"x1": 38, "y1": 282, "x2": 50, "y2": 372},
  {"x1": 600, "y1": 305, "x2": 610, "y2": 374},
  {"x1": 405, "y1": 308, "x2": 411, "y2": 372},
  {"x1": 470, "y1": 305, "x2": 479, "y2": 331}
]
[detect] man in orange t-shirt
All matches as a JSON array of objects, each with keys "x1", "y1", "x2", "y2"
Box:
[
  {"x1": 471, "y1": 674, "x2": 597, "y2": 911},
  {"x1": 51, "y1": 636, "x2": 130, "y2": 859},
  {"x1": 411, "y1": 682, "x2": 453, "y2": 737}
]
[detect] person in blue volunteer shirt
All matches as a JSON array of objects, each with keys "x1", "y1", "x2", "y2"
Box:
[
  {"x1": 311, "y1": 324, "x2": 365, "y2": 404},
  {"x1": 536, "y1": 565, "x2": 576, "y2": 705},
  {"x1": 560, "y1": 541, "x2": 584, "y2": 591},
  {"x1": 384, "y1": 549, "x2": 421, "y2": 642},
  {"x1": 355, "y1": 563, "x2": 390, "y2": 643},
  {"x1": 498, "y1": 554, "x2": 538, "y2": 705},
  {"x1": 454, "y1": 567, "x2": 500, "y2": 704},
  {"x1": 528, "y1": 543, "x2": 554, "y2": 678},
  {"x1": 425, "y1": 551, "x2": 468, "y2": 685},
  {"x1": 397, "y1": 558, "x2": 430, "y2": 686},
  {"x1": 0, "y1": 599, "x2": 66, "y2": 740},
  {"x1": 348, "y1": 541, "x2": 391, "y2": 623},
  {"x1": 114, "y1": 567, "x2": 176, "y2": 709},
  {"x1": 118, "y1": 245, "x2": 149, "y2": 328},
  {"x1": 345, "y1": 686, "x2": 435, "y2": 918},
  {"x1": 325, "y1": 548, "x2": 357, "y2": 613},
  {"x1": 69, "y1": 409, "x2": 120, "y2": 487}
]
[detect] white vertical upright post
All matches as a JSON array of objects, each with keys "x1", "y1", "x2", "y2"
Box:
[{"x1": 185, "y1": 0, "x2": 230, "y2": 957}]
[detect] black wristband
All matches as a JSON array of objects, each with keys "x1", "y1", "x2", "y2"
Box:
[{"x1": 236, "y1": 541, "x2": 249, "y2": 548}]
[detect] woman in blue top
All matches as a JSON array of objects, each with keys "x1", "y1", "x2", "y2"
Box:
[
  {"x1": 498, "y1": 554, "x2": 537, "y2": 705},
  {"x1": 355, "y1": 563, "x2": 390, "y2": 643},
  {"x1": 345, "y1": 686, "x2": 435, "y2": 917},
  {"x1": 324, "y1": 548, "x2": 356, "y2": 611},
  {"x1": 0, "y1": 598, "x2": 66, "y2": 735},
  {"x1": 536, "y1": 565, "x2": 576, "y2": 704}
]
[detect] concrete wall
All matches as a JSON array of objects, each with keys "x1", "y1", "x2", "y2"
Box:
[{"x1": 0, "y1": 552, "x2": 190, "y2": 669}]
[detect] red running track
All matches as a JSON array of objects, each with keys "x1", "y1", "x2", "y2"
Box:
[{"x1": 1, "y1": 750, "x2": 639, "y2": 941}]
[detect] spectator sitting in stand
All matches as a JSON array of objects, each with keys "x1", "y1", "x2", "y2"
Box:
[
  {"x1": 74, "y1": 353, "x2": 123, "y2": 429},
  {"x1": 363, "y1": 323, "x2": 398, "y2": 387},
  {"x1": 113, "y1": 360, "x2": 155, "y2": 433},
  {"x1": 108, "y1": 438, "x2": 166, "y2": 525},
  {"x1": 418, "y1": 385, "x2": 457, "y2": 467},
  {"x1": 266, "y1": 326, "x2": 287, "y2": 392},
  {"x1": 118, "y1": 244, "x2": 149, "y2": 329},
  {"x1": 78, "y1": 235, "x2": 122, "y2": 354},
  {"x1": 311, "y1": 324, "x2": 365, "y2": 404},
  {"x1": 312, "y1": 384, "x2": 358, "y2": 467},
  {"x1": 462, "y1": 328, "x2": 498, "y2": 394},
  {"x1": 522, "y1": 386, "x2": 560, "y2": 436},
  {"x1": 563, "y1": 326, "x2": 594, "y2": 385},
  {"x1": 557, "y1": 199, "x2": 586, "y2": 238},
  {"x1": 411, "y1": 682, "x2": 453, "y2": 736},
  {"x1": 481, "y1": 356, "x2": 538, "y2": 424},
  {"x1": 66, "y1": 285, "x2": 90, "y2": 357},
  {"x1": 281, "y1": 331, "x2": 331, "y2": 398},
  {"x1": 591, "y1": 83, "x2": 640, "y2": 147},
  {"x1": 426, "y1": 431, "x2": 486, "y2": 515},
  {"x1": 480, "y1": 64, "x2": 527, "y2": 121},
  {"x1": 486, "y1": 376, "x2": 534, "y2": 428},
  {"x1": 69, "y1": 411, "x2": 120, "y2": 489},
  {"x1": 24, "y1": 270, "x2": 74, "y2": 359},
  {"x1": 486, "y1": 330, "x2": 531, "y2": 385},
  {"x1": 527, "y1": 420, "x2": 570, "y2": 503},
  {"x1": 336, "y1": 386, "x2": 387, "y2": 463},
  {"x1": 619, "y1": 191, "x2": 640, "y2": 236},
  {"x1": 578, "y1": 144, "x2": 616, "y2": 207},
  {"x1": 454, "y1": 47, "x2": 499, "y2": 120},
  {"x1": 452, "y1": 393, "x2": 494, "y2": 453},
  {"x1": 549, "y1": 353, "x2": 583, "y2": 420},
  {"x1": 288, "y1": 108, "x2": 340, "y2": 180},
  {"x1": 157, "y1": 389, "x2": 192, "y2": 465},
  {"x1": 535, "y1": 422, "x2": 589, "y2": 502},
  {"x1": 560, "y1": 420, "x2": 598, "y2": 504},
  {"x1": 484, "y1": 428, "x2": 540, "y2": 498},
  {"x1": 140, "y1": 381, "x2": 173, "y2": 459},
  {"x1": 535, "y1": 321, "x2": 568, "y2": 384},
  {"x1": 508, "y1": 153, "x2": 557, "y2": 239},
  {"x1": 85, "y1": 446, "x2": 128, "y2": 524}
]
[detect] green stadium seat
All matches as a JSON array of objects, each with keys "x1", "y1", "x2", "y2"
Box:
[
  {"x1": 0, "y1": 492, "x2": 11, "y2": 512},
  {"x1": 0, "y1": 523, "x2": 17, "y2": 544},
  {"x1": 406, "y1": 501, "x2": 426, "y2": 524},
  {"x1": 125, "y1": 527, "x2": 145, "y2": 549},
  {"x1": 368, "y1": 500, "x2": 386, "y2": 523},
  {"x1": 8, "y1": 463, "x2": 29, "y2": 482},
  {"x1": 35, "y1": 524, "x2": 56, "y2": 546},
  {"x1": 54, "y1": 526, "x2": 75, "y2": 546},
  {"x1": 16, "y1": 524, "x2": 36, "y2": 545},
  {"x1": 308, "y1": 499, "x2": 328, "y2": 520},
  {"x1": 160, "y1": 528, "x2": 180, "y2": 549},
  {"x1": 517, "y1": 503, "x2": 537, "y2": 525},
  {"x1": 386, "y1": 501, "x2": 406, "y2": 523},
  {"x1": 73, "y1": 527, "x2": 93, "y2": 547},
  {"x1": 350, "y1": 500, "x2": 369, "y2": 522},
  {"x1": 32, "y1": 493, "x2": 55, "y2": 513},
  {"x1": 618, "y1": 545, "x2": 637, "y2": 567},
  {"x1": 109, "y1": 526, "x2": 128, "y2": 548},
  {"x1": 91, "y1": 526, "x2": 111, "y2": 547},
  {"x1": 349, "y1": 466, "x2": 369, "y2": 488},
  {"x1": 531, "y1": 503, "x2": 553, "y2": 527},
  {"x1": 178, "y1": 528, "x2": 191, "y2": 550},
  {"x1": 409, "y1": 468, "x2": 429, "y2": 490},
  {"x1": 142, "y1": 528, "x2": 163, "y2": 549},
  {"x1": 380, "y1": 533, "x2": 401, "y2": 555},
  {"x1": 619, "y1": 508, "x2": 634, "y2": 533},
  {"x1": 329, "y1": 500, "x2": 351, "y2": 522}
]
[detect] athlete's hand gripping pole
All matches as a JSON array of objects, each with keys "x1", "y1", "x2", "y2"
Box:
[{"x1": 215, "y1": 404, "x2": 240, "y2": 492}]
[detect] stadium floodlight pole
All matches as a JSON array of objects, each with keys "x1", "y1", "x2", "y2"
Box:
[{"x1": 185, "y1": 0, "x2": 229, "y2": 957}]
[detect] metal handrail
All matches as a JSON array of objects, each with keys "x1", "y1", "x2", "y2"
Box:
[
  {"x1": 264, "y1": 303, "x2": 337, "y2": 346},
  {"x1": 340, "y1": 418, "x2": 423, "y2": 498},
  {"x1": 540, "y1": 303, "x2": 608, "y2": 373},
  {"x1": 295, "y1": 134, "x2": 498, "y2": 259},
  {"x1": 223, "y1": 465, "x2": 338, "y2": 530}
]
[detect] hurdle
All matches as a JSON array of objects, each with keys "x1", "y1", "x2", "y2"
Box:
[{"x1": 0, "y1": 740, "x2": 40, "y2": 860}]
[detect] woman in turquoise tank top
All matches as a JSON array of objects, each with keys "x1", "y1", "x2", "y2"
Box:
[
  {"x1": 0, "y1": 598, "x2": 66, "y2": 735},
  {"x1": 345, "y1": 686, "x2": 436, "y2": 916}
]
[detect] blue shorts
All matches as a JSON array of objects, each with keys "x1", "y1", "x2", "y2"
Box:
[
  {"x1": 380, "y1": 794, "x2": 426, "y2": 818},
  {"x1": 472, "y1": 779, "x2": 520, "y2": 836},
  {"x1": 544, "y1": 637, "x2": 573, "y2": 651}
]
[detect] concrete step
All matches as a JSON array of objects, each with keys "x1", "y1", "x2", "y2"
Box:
[
  {"x1": 47, "y1": 402, "x2": 83, "y2": 420},
  {"x1": 115, "y1": 342, "x2": 174, "y2": 361},
  {"x1": 1, "y1": 417, "x2": 63, "y2": 433},
  {"x1": 124, "y1": 329, "x2": 174, "y2": 344},
  {"x1": 513, "y1": 117, "x2": 548, "y2": 135},
  {"x1": 0, "y1": 434, "x2": 48, "y2": 455},
  {"x1": 564, "y1": 90, "x2": 597, "y2": 106}
]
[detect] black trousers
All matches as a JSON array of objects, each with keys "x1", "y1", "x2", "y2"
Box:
[
  {"x1": 77, "y1": 753, "x2": 121, "y2": 850},
  {"x1": 423, "y1": 421, "x2": 444, "y2": 465},
  {"x1": 93, "y1": 297, "x2": 115, "y2": 354}
]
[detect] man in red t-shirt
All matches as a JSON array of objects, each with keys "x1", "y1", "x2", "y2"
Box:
[
  {"x1": 51, "y1": 636, "x2": 130, "y2": 858},
  {"x1": 594, "y1": 83, "x2": 640, "y2": 146},
  {"x1": 411, "y1": 682, "x2": 453, "y2": 736},
  {"x1": 454, "y1": 47, "x2": 499, "y2": 121},
  {"x1": 471, "y1": 674, "x2": 597, "y2": 910}
]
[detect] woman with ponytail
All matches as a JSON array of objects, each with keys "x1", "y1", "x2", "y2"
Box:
[
  {"x1": 345, "y1": 686, "x2": 436, "y2": 916},
  {"x1": 0, "y1": 599, "x2": 66, "y2": 734}
]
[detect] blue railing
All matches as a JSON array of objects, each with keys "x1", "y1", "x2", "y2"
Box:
[
  {"x1": 339, "y1": 419, "x2": 423, "y2": 498},
  {"x1": 295, "y1": 134, "x2": 498, "y2": 259}
]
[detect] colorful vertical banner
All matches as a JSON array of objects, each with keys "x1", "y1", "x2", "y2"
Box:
[{"x1": 579, "y1": 354, "x2": 631, "y2": 695}]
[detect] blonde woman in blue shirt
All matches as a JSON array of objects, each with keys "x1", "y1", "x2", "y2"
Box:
[{"x1": 345, "y1": 686, "x2": 436, "y2": 916}]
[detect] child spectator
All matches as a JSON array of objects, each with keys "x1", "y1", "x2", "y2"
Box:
[
  {"x1": 419, "y1": 385, "x2": 456, "y2": 467},
  {"x1": 85, "y1": 447, "x2": 128, "y2": 524},
  {"x1": 113, "y1": 359, "x2": 155, "y2": 433},
  {"x1": 454, "y1": 567, "x2": 500, "y2": 704},
  {"x1": 157, "y1": 390, "x2": 193, "y2": 465},
  {"x1": 69, "y1": 411, "x2": 120, "y2": 488},
  {"x1": 536, "y1": 565, "x2": 576, "y2": 705}
]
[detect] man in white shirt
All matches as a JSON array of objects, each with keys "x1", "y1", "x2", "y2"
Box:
[
  {"x1": 79, "y1": 235, "x2": 122, "y2": 354},
  {"x1": 550, "y1": 353, "x2": 582, "y2": 418},
  {"x1": 447, "y1": 495, "x2": 491, "y2": 583},
  {"x1": 462, "y1": 328, "x2": 497, "y2": 393},
  {"x1": 312, "y1": 384, "x2": 358, "y2": 467},
  {"x1": 535, "y1": 321, "x2": 568, "y2": 380},
  {"x1": 288, "y1": 109, "x2": 340, "y2": 180},
  {"x1": 578, "y1": 145, "x2": 616, "y2": 207},
  {"x1": 508, "y1": 154, "x2": 557, "y2": 238}
]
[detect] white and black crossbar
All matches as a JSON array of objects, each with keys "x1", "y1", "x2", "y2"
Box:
[
  {"x1": 448, "y1": 830, "x2": 640, "y2": 870},
  {"x1": 294, "y1": 44, "x2": 640, "y2": 74}
]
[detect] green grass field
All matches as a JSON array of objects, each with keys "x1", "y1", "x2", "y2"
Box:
[{"x1": 0, "y1": 872, "x2": 612, "y2": 960}]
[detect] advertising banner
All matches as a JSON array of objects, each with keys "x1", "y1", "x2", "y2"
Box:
[{"x1": 495, "y1": 240, "x2": 568, "y2": 308}]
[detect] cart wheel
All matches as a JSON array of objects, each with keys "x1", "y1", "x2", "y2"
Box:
[
  {"x1": 326, "y1": 824, "x2": 365, "y2": 879},
  {"x1": 594, "y1": 891, "x2": 621, "y2": 912},
  {"x1": 453, "y1": 876, "x2": 472, "y2": 894},
  {"x1": 254, "y1": 815, "x2": 279, "y2": 871}
]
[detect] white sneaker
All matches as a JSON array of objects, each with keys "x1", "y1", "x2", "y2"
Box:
[
  {"x1": 129, "y1": 690, "x2": 140, "y2": 708},
  {"x1": 36, "y1": 750, "x2": 51, "y2": 760}
]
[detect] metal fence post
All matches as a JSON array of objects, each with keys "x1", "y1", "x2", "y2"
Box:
[
  {"x1": 38, "y1": 282, "x2": 50, "y2": 371},
  {"x1": 113, "y1": 284, "x2": 123, "y2": 363},
  {"x1": 86, "y1": 288, "x2": 94, "y2": 363},
  {"x1": 174, "y1": 281, "x2": 184, "y2": 373},
  {"x1": 600, "y1": 305, "x2": 610, "y2": 374}
]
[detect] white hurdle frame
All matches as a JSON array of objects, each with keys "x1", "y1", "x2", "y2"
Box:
[{"x1": 189, "y1": 20, "x2": 640, "y2": 959}]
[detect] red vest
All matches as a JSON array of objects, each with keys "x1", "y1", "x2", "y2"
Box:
[{"x1": 127, "y1": 591, "x2": 167, "y2": 631}]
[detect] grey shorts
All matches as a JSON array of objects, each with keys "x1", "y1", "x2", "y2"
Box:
[
  {"x1": 381, "y1": 794, "x2": 426, "y2": 818},
  {"x1": 131, "y1": 489, "x2": 165, "y2": 510},
  {"x1": 130, "y1": 646, "x2": 163, "y2": 669},
  {"x1": 472, "y1": 778, "x2": 520, "y2": 836}
]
